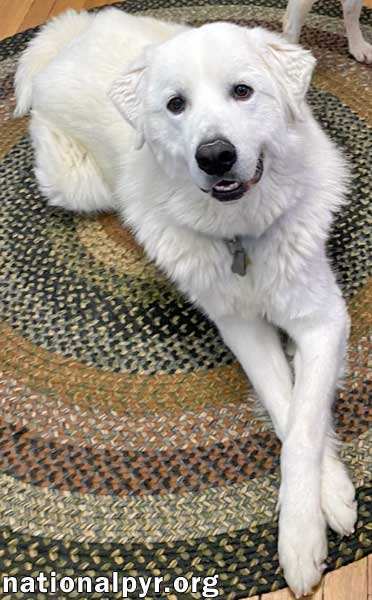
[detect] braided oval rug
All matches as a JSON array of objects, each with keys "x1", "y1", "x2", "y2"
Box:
[{"x1": 0, "y1": 0, "x2": 371, "y2": 598}]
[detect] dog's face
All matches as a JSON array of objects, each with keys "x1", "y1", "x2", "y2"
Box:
[{"x1": 110, "y1": 22, "x2": 315, "y2": 205}]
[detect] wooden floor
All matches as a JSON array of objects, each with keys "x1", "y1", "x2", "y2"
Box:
[{"x1": 0, "y1": 1, "x2": 371, "y2": 599}]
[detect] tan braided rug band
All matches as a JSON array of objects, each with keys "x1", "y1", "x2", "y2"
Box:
[{"x1": 0, "y1": 0, "x2": 371, "y2": 598}]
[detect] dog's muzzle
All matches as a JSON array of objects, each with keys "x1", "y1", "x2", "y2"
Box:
[{"x1": 202, "y1": 152, "x2": 264, "y2": 202}]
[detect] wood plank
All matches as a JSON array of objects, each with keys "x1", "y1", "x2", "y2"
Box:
[
  {"x1": 83, "y1": 0, "x2": 118, "y2": 10},
  {"x1": 259, "y1": 580, "x2": 323, "y2": 600},
  {"x1": 49, "y1": 0, "x2": 87, "y2": 19},
  {"x1": 323, "y1": 558, "x2": 367, "y2": 600},
  {"x1": 0, "y1": 0, "x2": 35, "y2": 40},
  {"x1": 260, "y1": 589, "x2": 295, "y2": 600},
  {"x1": 20, "y1": 0, "x2": 56, "y2": 32},
  {"x1": 367, "y1": 555, "x2": 372, "y2": 599}
]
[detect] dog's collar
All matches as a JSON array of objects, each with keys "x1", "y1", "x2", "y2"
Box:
[{"x1": 225, "y1": 236, "x2": 250, "y2": 277}]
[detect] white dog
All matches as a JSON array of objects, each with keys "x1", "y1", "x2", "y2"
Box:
[
  {"x1": 15, "y1": 8, "x2": 357, "y2": 597},
  {"x1": 284, "y1": 0, "x2": 372, "y2": 63}
]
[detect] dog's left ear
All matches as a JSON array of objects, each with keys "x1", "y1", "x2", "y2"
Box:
[
  {"x1": 109, "y1": 47, "x2": 153, "y2": 149},
  {"x1": 261, "y1": 37, "x2": 316, "y2": 121}
]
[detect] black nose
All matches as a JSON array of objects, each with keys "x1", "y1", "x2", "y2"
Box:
[{"x1": 195, "y1": 139, "x2": 237, "y2": 176}]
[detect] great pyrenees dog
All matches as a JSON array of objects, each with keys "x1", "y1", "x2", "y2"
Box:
[{"x1": 15, "y1": 8, "x2": 357, "y2": 597}]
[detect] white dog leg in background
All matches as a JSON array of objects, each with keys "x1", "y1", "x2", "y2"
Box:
[
  {"x1": 283, "y1": 0, "x2": 317, "y2": 43},
  {"x1": 284, "y1": 0, "x2": 372, "y2": 63},
  {"x1": 342, "y1": 0, "x2": 372, "y2": 63},
  {"x1": 216, "y1": 313, "x2": 356, "y2": 596}
]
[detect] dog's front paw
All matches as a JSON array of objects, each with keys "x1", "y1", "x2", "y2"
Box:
[
  {"x1": 321, "y1": 456, "x2": 357, "y2": 536},
  {"x1": 278, "y1": 504, "x2": 327, "y2": 598},
  {"x1": 349, "y1": 39, "x2": 372, "y2": 63}
]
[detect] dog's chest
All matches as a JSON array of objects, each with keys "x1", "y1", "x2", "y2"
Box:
[
  {"x1": 183, "y1": 236, "x2": 284, "y2": 322},
  {"x1": 143, "y1": 218, "x2": 302, "y2": 324}
]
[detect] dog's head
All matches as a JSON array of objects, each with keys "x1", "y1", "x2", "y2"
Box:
[{"x1": 110, "y1": 22, "x2": 315, "y2": 205}]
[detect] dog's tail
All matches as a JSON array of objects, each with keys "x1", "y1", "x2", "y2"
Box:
[{"x1": 14, "y1": 9, "x2": 93, "y2": 117}]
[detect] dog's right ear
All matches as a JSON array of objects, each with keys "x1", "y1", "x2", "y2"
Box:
[
  {"x1": 248, "y1": 28, "x2": 316, "y2": 122},
  {"x1": 109, "y1": 47, "x2": 153, "y2": 149},
  {"x1": 261, "y1": 38, "x2": 316, "y2": 122}
]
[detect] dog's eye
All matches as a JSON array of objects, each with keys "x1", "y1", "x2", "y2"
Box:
[
  {"x1": 167, "y1": 96, "x2": 186, "y2": 114},
  {"x1": 232, "y1": 84, "x2": 254, "y2": 100}
]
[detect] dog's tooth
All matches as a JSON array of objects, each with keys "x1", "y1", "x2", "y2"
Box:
[{"x1": 215, "y1": 181, "x2": 239, "y2": 192}]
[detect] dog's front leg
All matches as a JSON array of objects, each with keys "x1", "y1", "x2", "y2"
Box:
[
  {"x1": 216, "y1": 311, "x2": 356, "y2": 541},
  {"x1": 215, "y1": 315, "x2": 293, "y2": 438},
  {"x1": 277, "y1": 301, "x2": 350, "y2": 597}
]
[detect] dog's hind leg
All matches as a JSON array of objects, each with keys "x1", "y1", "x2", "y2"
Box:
[
  {"x1": 30, "y1": 112, "x2": 113, "y2": 213},
  {"x1": 283, "y1": 0, "x2": 317, "y2": 43},
  {"x1": 341, "y1": 0, "x2": 372, "y2": 63}
]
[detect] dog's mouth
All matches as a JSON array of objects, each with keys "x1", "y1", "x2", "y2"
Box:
[{"x1": 209, "y1": 153, "x2": 264, "y2": 202}]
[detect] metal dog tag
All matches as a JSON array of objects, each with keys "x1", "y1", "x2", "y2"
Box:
[{"x1": 226, "y1": 236, "x2": 250, "y2": 277}]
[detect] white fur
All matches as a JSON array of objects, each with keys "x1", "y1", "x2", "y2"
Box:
[
  {"x1": 15, "y1": 9, "x2": 357, "y2": 597},
  {"x1": 283, "y1": 0, "x2": 372, "y2": 64}
]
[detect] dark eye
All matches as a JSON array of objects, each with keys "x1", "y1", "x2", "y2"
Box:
[
  {"x1": 232, "y1": 84, "x2": 254, "y2": 100},
  {"x1": 167, "y1": 96, "x2": 186, "y2": 114}
]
